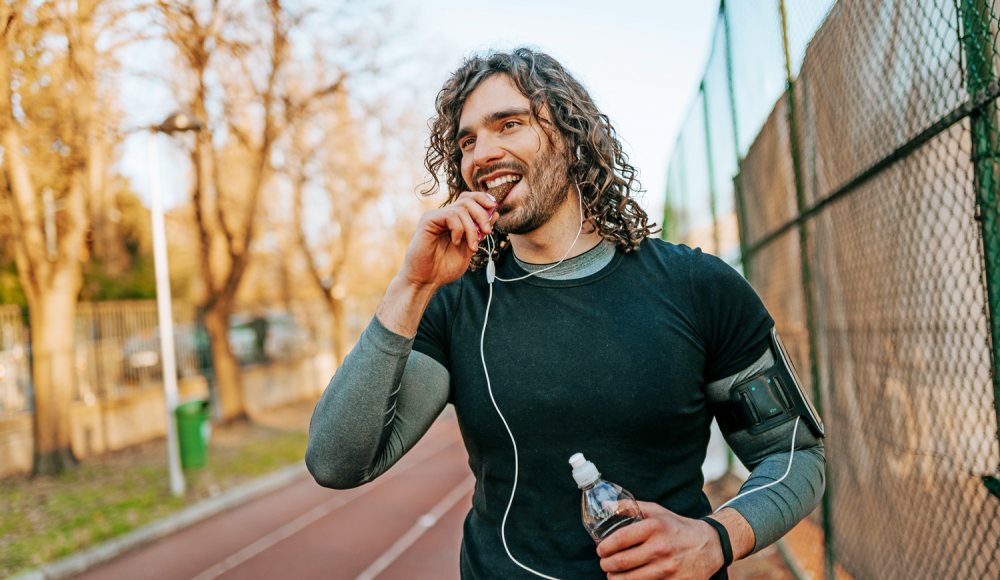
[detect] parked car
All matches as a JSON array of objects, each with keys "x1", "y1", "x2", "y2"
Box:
[
  {"x1": 263, "y1": 313, "x2": 314, "y2": 361},
  {"x1": 122, "y1": 311, "x2": 313, "y2": 380},
  {"x1": 121, "y1": 324, "x2": 202, "y2": 384},
  {"x1": 228, "y1": 311, "x2": 312, "y2": 365}
]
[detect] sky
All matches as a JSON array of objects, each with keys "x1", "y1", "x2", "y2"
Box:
[{"x1": 119, "y1": 0, "x2": 720, "y2": 229}]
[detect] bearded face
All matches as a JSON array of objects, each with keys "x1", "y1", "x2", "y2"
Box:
[
  {"x1": 474, "y1": 140, "x2": 573, "y2": 236},
  {"x1": 458, "y1": 75, "x2": 575, "y2": 237}
]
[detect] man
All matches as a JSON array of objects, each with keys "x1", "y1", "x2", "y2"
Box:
[{"x1": 306, "y1": 48, "x2": 825, "y2": 580}]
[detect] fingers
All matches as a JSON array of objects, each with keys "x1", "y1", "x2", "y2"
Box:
[
  {"x1": 456, "y1": 191, "x2": 498, "y2": 236},
  {"x1": 420, "y1": 192, "x2": 498, "y2": 254},
  {"x1": 598, "y1": 504, "x2": 718, "y2": 580},
  {"x1": 635, "y1": 501, "x2": 667, "y2": 518},
  {"x1": 441, "y1": 208, "x2": 479, "y2": 246},
  {"x1": 605, "y1": 559, "x2": 679, "y2": 580},
  {"x1": 599, "y1": 521, "x2": 674, "y2": 576},
  {"x1": 597, "y1": 517, "x2": 659, "y2": 558},
  {"x1": 601, "y1": 541, "x2": 654, "y2": 574},
  {"x1": 457, "y1": 189, "x2": 498, "y2": 209},
  {"x1": 437, "y1": 206, "x2": 481, "y2": 252},
  {"x1": 456, "y1": 209, "x2": 481, "y2": 252}
]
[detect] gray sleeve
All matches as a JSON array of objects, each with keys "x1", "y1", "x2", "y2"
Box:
[
  {"x1": 705, "y1": 350, "x2": 827, "y2": 554},
  {"x1": 305, "y1": 315, "x2": 451, "y2": 489}
]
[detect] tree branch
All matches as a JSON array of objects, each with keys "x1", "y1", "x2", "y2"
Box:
[
  {"x1": 190, "y1": 136, "x2": 219, "y2": 304},
  {"x1": 1, "y1": 133, "x2": 49, "y2": 283},
  {"x1": 292, "y1": 170, "x2": 331, "y2": 308}
]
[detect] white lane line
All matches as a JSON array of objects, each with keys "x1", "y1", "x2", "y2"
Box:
[
  {"x1": 353, "y1": 475, "x2": 476, "y2": 580},
  {"x1": 187, "y1": 436, "x2": 460, "y2": 580}
]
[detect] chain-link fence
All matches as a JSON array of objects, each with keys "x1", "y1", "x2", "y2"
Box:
[{"x1": 665, "y1": 1, "x2": 1000, "y2": 578}]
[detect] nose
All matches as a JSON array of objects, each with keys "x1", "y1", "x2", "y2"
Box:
[{"x1": 472, "y1": 134, "x2": 504, "y2": 171}]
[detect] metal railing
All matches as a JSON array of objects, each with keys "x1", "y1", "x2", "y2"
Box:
[
  {"x1": 73, "y1": 301, "x2": 202, "y2": 402},
  {"x1": 0, "y1": 299, "x2": 329, "y2": 419}
]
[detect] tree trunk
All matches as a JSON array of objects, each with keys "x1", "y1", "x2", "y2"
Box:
[
  {"x1": 330, "y1": 296, "x2": 346, "y2": 365},
  {"x1": 30, "y1": 279, "x2": 80, "y2": 475},
  {"x1": 203, "y1": 303, "x2": 245, "y2": 421}
]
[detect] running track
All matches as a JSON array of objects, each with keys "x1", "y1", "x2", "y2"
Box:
[{"x1": 76, "y1": 410, "x2": 471, "y2": 580}]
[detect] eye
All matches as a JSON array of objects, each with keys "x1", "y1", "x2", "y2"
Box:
[
  {"x1": 460, "y1": 137, "x2": 475, "y2": 151},
  {"x1": 503, "y1": 120, "x2": 520, "y2": 130}
]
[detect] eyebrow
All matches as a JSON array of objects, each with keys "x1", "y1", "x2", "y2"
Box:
[{"x1": 456, "y1": 107, "x2": 531, "y2": 143}]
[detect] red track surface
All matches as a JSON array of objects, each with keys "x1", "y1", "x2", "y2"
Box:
[
  {"x1": 75, "y1": 412, "x2": 471, "y2": 580},
  {"x1": 72, "y1": 409, "x2": 793, "y2": 580}
]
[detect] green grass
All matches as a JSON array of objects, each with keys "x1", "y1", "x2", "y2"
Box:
[{"x1": 0, "y1": 423, "x2": 308, "y2": 579}]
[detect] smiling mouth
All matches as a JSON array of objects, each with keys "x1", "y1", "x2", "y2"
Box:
[{"x1": 485, "y1": 174, "x2": 522, "y2": 204}]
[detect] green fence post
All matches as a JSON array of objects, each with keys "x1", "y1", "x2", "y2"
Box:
[
  {"x1": 778, "y1": 1, "x2": 836, "y2": 578},
  {"x1": 701, "y1": 83, "x2": 721, "y2": 256},
  {"x1": 958, "y1": 0, "x2": 1000, "y2": 499},
  {"x1": 722, "y1": 0, "x2": 752, "y2": 281}
]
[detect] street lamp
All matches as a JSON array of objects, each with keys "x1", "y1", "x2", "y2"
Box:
[{"x1": 148, "y1": 112, "x2": 203, "y2": 497}]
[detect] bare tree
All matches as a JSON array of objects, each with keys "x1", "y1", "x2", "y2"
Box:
[
  {"x1": 154, "y1": 0, "x2": 344, "y2": 420},
  {"x1": 0, "y1": 0, "x2": 120, "y2": 474},
  {"x1": 288, "y1": 89, "x2": 383, "y2": 363}
]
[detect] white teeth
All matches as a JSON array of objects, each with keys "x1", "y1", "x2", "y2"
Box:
[{"x1": 486, "y1": 174, "x2": 521, "y2": 189}]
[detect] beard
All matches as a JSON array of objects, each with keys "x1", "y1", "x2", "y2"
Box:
[{"x1": 494, "y1": 145, "x2": 573, "y2": 236}]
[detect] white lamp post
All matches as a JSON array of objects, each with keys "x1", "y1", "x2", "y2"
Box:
[{"x1": 148, "y1": 113, "x2": 203, "y2": 497}]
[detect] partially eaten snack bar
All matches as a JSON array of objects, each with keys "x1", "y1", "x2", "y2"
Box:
[{"x1": 485, "y1": 175, "x2": 521, "y2": 205}]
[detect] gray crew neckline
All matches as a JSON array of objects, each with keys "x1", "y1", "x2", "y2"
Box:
[{"x1": 512, "y1": 240, "x2": 617, "y2": 280}]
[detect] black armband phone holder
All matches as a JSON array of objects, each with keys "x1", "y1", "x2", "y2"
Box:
[{"x1": 713, "y1": 329, "x2": 825, "y2": 438}]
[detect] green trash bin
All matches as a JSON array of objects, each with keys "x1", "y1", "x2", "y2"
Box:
[{"x1": 175, "y1": 400, "x2": 211, "y2": 469}]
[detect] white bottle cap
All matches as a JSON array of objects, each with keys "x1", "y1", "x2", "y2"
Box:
[{"x1": 569, "y1": 452, "x2": 600, "y2": 488}]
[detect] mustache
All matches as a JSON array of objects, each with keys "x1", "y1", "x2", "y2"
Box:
[{"x1": 471, "y1": 160, "x2": 530, "y2": 190}]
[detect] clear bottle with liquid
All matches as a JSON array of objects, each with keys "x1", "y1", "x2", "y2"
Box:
[{"x1": 568, "y1": 453, "x2": 644, "y2": 545}]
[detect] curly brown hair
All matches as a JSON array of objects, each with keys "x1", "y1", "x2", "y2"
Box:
[{"x1": 423, "y1": 47, "x2": 658, "y2": 271}]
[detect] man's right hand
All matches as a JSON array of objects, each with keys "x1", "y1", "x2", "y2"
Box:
[
  {"x1": 398, "y1": 191, "x2": 499, "y2": 290},
  {"x1": 376, "y1": 191, "x2": 498, "y2": 337}
]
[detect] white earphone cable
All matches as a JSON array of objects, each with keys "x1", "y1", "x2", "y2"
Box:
[
  {"x1": 480, "y1": 280, "x2": 564, "y2": 580},
  {"x1": 477, "y1": 186, "x2": 584, "y2": 580},
  {"x1": 715, "y1": 417, "x2": 800, "y2": 512},
  {"x1": 492, "y1": 190, "x2": 585, "y2": 283}
]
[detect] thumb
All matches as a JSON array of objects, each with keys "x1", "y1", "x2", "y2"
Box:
[{"x1": 636, "y1": 501, "x2": 671, "y2": 518}]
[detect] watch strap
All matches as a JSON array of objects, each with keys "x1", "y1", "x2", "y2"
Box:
[{"x1": 700, "y1": 515, "x2": 734, "y2": 569}]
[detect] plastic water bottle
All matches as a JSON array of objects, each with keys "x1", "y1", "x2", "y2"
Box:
[{"x1": 568, "y1": 453, "x2": 644, "y2": 544}]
